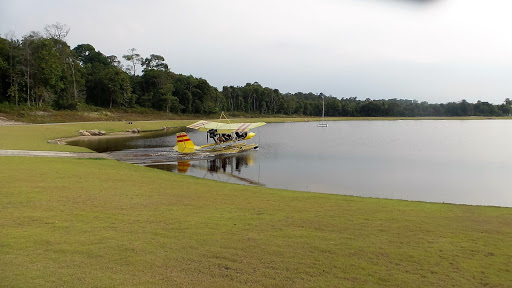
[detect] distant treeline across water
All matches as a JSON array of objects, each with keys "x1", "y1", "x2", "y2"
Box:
[{"x1": 1, "y1": 24, "x2": 511, "y2": 117}]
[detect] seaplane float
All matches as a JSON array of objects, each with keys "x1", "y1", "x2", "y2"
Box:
[{"x1": 173, "y1": 113, "x2": 266, "y2": 155}]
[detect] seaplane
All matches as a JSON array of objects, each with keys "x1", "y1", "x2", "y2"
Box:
[{"x1": 173, "y1": 113, "x2": 266, "y2": 155}]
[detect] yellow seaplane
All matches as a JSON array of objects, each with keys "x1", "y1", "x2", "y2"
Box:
[{"x1": 173, "y1": 114, "x2": 266, "y2": 154}]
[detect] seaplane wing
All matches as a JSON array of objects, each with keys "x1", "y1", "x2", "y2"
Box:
[{"x1": 187, "y1": 120, "x2": 266, "y2": 133}]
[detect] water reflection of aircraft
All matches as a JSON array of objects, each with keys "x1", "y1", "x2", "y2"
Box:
[
  {"x1": 177, "y1": 161, "x2": 191, "y2": 173},
  {"x1": 173, "y1": 153, "x2": 263, "y2": 186},
  {"x1": 173, "y1": 113, "x2": 266, "y2": 154},
  {"x1": 207, "y1": 154, "x2": 254, "y2": 173}
]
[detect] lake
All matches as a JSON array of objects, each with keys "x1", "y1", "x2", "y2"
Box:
[{"x1": 68, "y1": 120, "x2": 512, "y2": 207}]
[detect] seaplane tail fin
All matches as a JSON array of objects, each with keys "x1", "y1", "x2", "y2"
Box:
[{"x1": 174, "y1": 132, "x2": 198, "y2": 153}]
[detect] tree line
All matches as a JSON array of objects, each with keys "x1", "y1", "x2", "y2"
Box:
[{"x1": 1, "y1": 23, "x2": 511, "y2": 117}]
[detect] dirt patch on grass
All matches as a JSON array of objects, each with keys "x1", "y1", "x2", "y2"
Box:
[{"x1": 0, "y1": 116, "x2": 27, "y2": 126}]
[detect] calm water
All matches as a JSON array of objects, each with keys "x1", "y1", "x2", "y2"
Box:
[{"x1": 69, "y1": 120, "x2": 512, "y2": 207}]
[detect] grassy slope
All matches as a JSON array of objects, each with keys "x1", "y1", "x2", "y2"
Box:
[
  {"x1": 1, "y1": 120, "x2": 512, "y2": 287},
  {"x1": 1, "y1": 157, "x2": 511, "y2": 287}
]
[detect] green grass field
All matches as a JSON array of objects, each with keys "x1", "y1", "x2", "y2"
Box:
[{"x1": 1, "y1": 119, "x2": 512, "y2": 287}]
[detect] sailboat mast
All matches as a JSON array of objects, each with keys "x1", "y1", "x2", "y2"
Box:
[
  {"x1": 322, "y1": 96, "x2": 325, "y2": 119},
  {"x1": 318, "y1": 94, "x2": 328, "y2": 127}
]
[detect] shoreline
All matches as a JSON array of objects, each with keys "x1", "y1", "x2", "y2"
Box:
[
  {"x1": 2, "y1": 113, "x2": 512, "y2": 127},
  {"x1": 51, "y1": 131, "x2": 143, "y2": 145}
]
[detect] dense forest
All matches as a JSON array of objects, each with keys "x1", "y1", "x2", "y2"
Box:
[{"x1": 1, "y1": 23, "x2": 511, "y2": 117}]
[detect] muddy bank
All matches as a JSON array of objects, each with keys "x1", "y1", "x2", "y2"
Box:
[
  {"x1": 50, "y1": 131, "x2": 143, "y2": 146},
  {"x1": 57, "y1": 127, "x2": 182, "y2": 153}
]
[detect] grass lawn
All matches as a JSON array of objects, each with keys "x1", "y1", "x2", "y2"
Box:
[
  {"x1": 1, "y1": 157, "x2": 511, "y2": 287},
  {"x1": 1, "y1": 120, "x2": 511, "y2": 287}
]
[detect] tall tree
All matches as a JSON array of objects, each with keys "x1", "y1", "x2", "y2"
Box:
[
  {"x1": 66, "y1": 52, "x2": 81, "y2": 106},
  {"x1": 122, "y1": 48, "x2": 142, "y2": 76},
  {"x1": 20, "y1": 32, "x2": 43, "y2": 106},
  {"x1": 161, "y1": 83, "x2": 181, "y2": 113},
  {"x1": 73, "y1": 44, "x2": 109, "y2": 66},
  {"x1": 44, "y1": 22, "x2": 70, "y2": 40},
  {"x1": 46, "y1": 37, "x2": 84, "y2": 108},
  {"x1": 107, "y1": 55, "x2": 124, "y2": 69},
  {"x1": 3, "y1": 32, "x2": 21, "y2": 105},
  {"x1": 0, "y1": 38, "x2": 8, "y2": 103},
  {"x1": 30, "y1": 37, "x2": 65, "y2": 106},
  {"x1": 101, "y1": 66, "x2": 133, "y2": 108},
  {"x1": 73, "y1": 44, "x2": 133, "y2": 108},
  {"x1": 142, "y1": 54, "x2": 168, "y2": 71}
]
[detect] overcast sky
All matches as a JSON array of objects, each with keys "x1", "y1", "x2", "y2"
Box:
[{"x1": 2, "y1": 0, "x2": 512, "y2": 104}]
